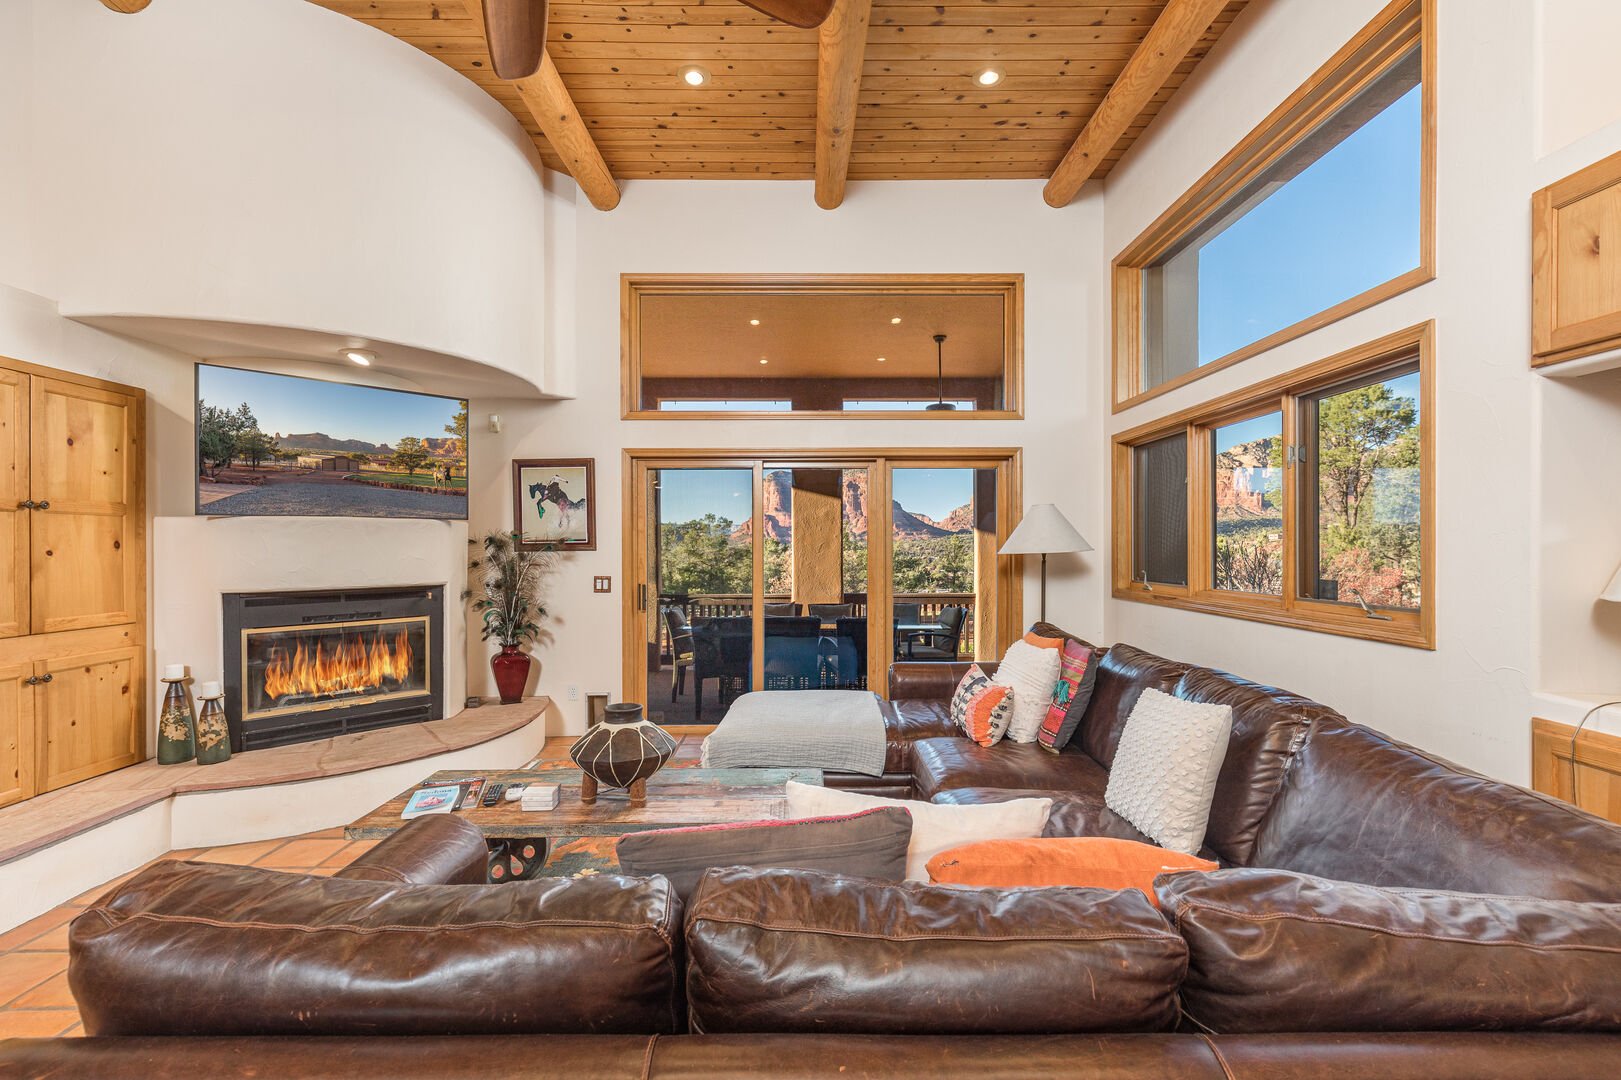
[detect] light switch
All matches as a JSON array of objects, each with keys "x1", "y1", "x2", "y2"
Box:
[{"x1": 593, "y1": 576, "x2": 612, "y2": 593}]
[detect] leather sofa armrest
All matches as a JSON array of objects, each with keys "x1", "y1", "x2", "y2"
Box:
[
  {"x1": 334, "y1": 814, "x2": 489, "y2": 885},
  {"x1": 888, "y1": 662, "x2": 995, "y2": 702}
]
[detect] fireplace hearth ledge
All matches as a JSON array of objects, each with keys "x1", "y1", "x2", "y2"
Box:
[{"x1": 0, "y1": 697, "x2": 551, "y2": 932}]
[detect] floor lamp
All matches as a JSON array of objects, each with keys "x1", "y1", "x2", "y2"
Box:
[{"x1": 998, "y1": 504, "x2": 1092, "y2": 623}]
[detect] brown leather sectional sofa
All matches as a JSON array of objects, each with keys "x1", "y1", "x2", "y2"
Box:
[{"x1": 3, "y1": 635, "x2": 1619, "y2": 1078}]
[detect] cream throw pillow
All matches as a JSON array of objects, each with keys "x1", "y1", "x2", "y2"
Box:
[
  {"x1": 785, "y1": 781, "x2": 1052, "y2": 881},
  {"x1": 1103, "y1": 688, "x2": 1233, "y2": 856},
  {"x1": 993, "y1": 639, "x2": 1063, "y2": 743}
]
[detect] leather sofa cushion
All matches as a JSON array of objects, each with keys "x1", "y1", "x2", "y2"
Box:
[
  {"x1": 1078, "y1": 645, "x2": 1191, "y2": 770},
  {"x1": 1158, "y1": 869, "x2": 1621, "y2": 1034},
  {"x1": 684, "y1": 866, "x2": 1187, "y2": 1035},
  {"x1": 911, "y1": 737, "x2": 1106, "y2": 801},
  {"x1": 332, "y1": 814, "x2": 490, "y2": 886},
  {"x1": 880, "y1": 698, "x2": 958, "y2": 773},
  {"x1": 1251, "y1": 721, "x2": 1621, "y2": 901},
  {"x1": 616, "y1": 806, "x2": 913, "y2": 901},
  {"x1": 69, "y1": 861, "x2": 685, "y2": 1036},
  {"x1": 1171, "y1": 667, "x2": 1341, "y2": 866}
]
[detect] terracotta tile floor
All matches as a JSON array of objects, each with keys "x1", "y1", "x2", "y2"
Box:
[
  {"x1": 0, "y1": 731, "x2": 714, "y2": 1040},
  {"x1": 0, "y1": 828, "x2": 378, "y2": 1039}
]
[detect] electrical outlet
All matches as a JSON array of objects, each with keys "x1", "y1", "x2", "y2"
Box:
[{"x1": 567, "y1": 685, "x2": 580, "y2": 701}]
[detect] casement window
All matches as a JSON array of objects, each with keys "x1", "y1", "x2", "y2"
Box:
[
  {"x1": 1114, "y1": 324, "x2": 1433, "y2": 649},
  {"x1": 1113, "y1": 0, "x2": 1434, "y2": 410}
]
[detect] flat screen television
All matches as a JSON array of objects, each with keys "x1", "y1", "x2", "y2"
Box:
[{"x1": 195, "y1": 363, "x2": 468, "y2": 520}]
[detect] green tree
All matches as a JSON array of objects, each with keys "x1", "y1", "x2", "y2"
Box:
[
  {"x1": 659, "y1": 515, "x2": 752, "y2": 595},
  {"x1": 237, "y1": 428, "x2": 278, "y2": 469},
  {"x1": 390, "y1": 436, "x2": 431, "y2": 477},
  {"x1": 444, "y1": 402, "x2": 468, "y2": 459},
  {"x1": 196, "y1": 400, "x2": 256, "y2": 477}
]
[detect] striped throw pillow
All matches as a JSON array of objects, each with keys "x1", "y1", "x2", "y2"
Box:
[{"x1": 950, "y1": 664, "x2": 1015, "y2": 748}]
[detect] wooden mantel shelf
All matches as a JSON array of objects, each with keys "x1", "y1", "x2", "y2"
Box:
[{"x1": 0, "y1": 699, "x2": 549, "y2": 866}]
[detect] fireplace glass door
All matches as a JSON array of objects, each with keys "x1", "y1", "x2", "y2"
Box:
[{"x1": 241, "y1": 616, "x2": 430, "y2": 722}]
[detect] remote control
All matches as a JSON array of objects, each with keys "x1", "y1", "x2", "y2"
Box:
[{"x1": 481, "y1": 783, "x2": 506, "y2": 808}]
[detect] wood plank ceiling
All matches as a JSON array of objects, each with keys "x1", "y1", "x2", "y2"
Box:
[{"x1": 308, "y1": 0, "x2": 1248, "y2": 198}]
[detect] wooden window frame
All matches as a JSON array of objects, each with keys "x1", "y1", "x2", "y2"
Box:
[
  {"x1": 1113, "y1": 323, "x2": 1435, "y2": 649},
  {"x1": 622, "y1": 274, "x2": 1024, "y2": 421},
  {"x1": 1111, "y1": 0, "x2": 1436, "y2": 413}
]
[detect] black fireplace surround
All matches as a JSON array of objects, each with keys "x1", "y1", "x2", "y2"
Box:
[{"x1": 223, "y1": 586, "x2": 445, "y2": 752}]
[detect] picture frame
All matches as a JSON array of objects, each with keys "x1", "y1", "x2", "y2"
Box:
[{"x1": 513, "y1": 458, "x2": 597, "y2": 551}]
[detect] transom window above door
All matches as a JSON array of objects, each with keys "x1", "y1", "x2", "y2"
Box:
[{"x1": 622, "y1": 275, "x2": 1023, "y2": 419}]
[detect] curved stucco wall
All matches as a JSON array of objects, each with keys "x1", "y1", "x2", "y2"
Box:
[{"x1": 9, "y1": 0, "x2": 557, "y2": 391}]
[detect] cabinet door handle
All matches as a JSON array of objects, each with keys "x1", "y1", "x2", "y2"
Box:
[
  {"x1": 33, "y1": 500, "x2": 48, "y2": 511},
  {"x1": 17, "y1": 500, "x2": 34, "y2": 510},
  {"x1": 23, "y1": 675, "x2": 39, "y2": 685},
  {"x1": 40, "y1": 673, "x2": 52, "y2": 683}
]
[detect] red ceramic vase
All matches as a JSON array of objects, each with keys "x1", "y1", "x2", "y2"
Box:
[{"x1": 491, "y1": 644, "x2": 531, "y2": 704}]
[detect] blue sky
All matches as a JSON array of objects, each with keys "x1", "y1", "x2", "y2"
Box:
[
  {"x1": 656, "y1": 467, "x2": 974, "y2": 524},
  {"x1": 1195, "y1": 85, "x2": 1422, "y2": 364},
  {"x1": 198, "y1": 365, "x2": 464, "y2": 446}
]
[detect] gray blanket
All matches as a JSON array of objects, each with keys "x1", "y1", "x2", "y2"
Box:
[{"x1": 701, "y1": 690, "x2": 888, "y2": 777}]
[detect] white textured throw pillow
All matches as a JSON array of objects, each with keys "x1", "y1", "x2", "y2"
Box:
[
  {"x1": 1103, "y1": 688, "x2": 1233, "y2": 855},
  {"x1": 992, "y1": 639, "x2": 1063, "y2": 744},
  {"x1": 785, "y1": 781, "x2": 1052, "y2": 881}
]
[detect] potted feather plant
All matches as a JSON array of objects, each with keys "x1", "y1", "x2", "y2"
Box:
[{"x1": 468, "y1": 532, "x2": 560, "y2": 704}]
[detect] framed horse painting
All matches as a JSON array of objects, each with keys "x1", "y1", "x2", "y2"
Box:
[{"x1": 513, "y1": 458, "x2": 596, "y2": 551}]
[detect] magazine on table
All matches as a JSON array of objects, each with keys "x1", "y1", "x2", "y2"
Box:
[{"x1": 402, "y1": 785, "x2": 463, "y2": 819}]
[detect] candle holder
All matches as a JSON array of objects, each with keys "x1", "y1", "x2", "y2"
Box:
[
  {"x1": 156, "y1": 664, "x2": 196, "y2": 765},
  {"x1": 194, "y1": 681, "x2": 232, "y2": 766}
]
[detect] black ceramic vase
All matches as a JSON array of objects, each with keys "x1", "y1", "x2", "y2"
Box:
[{"x1": 568, "y1": 702, "x2": 675, "y2": 802}]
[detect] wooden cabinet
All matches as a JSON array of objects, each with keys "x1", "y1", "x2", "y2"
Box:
[
  {"x1": 1533, "y1": 149, "x2": 1621, "y2": 368},
  {"x1": 37, "y1": 647, "x2": 142, "y2": 792},
  {"x1": 0, "y1": 356, "x2": 146, "y2": 809},
  {"x1": 0, "y1": 663, "x2": 37, "y2": 810}
]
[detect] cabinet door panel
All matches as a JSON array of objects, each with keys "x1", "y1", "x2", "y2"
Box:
[
  {"x1": 0, "y1": 371, "x2": 26, "y2": 638},
  {"x1": 30, "y1": 378, "x2": 140, "y2": 634},
  {"x1": 38, "y1": 647, "x2": 142, "y2": 791},
  {"x1": 0, "y1": 663, "x2": 36, "y2": 809}
]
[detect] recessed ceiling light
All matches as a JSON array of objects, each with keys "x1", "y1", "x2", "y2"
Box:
[
  {"x1": 877, "y1": 357, "x2": 886, "y2": 363},
  {"x1": 974, "y1": 67, "x2": 1005, "y2": 88},
  {"x1": 679, "y1": 65, "x2": 709, "y2": 87},
  {"x1": 890, "y1": 317, "x2": 902, "y2": 324},
  {"x1": 343, "y1": 349, "x2": 375, "y2": 366},
  {"x1": 759, "y1": 358, "x2": 769, "y2": 365},
  {"x1": 750, "y1": 318, "x2": 760, "y2": 326}
]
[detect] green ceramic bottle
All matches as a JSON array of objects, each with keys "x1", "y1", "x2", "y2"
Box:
[
  {"x1": 156, "y1": 665, "x2": 195, "y2": 765},
  {"x1": 194, "y1": 681, "x2": 232, "y2": 766}
]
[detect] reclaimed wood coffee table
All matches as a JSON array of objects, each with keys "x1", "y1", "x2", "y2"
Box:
[{"x1": 346, "y1": 766, "x2": 823, "y2": 882}]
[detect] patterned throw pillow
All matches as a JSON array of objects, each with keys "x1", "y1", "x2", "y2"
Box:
[
  {"x1": 949, "y1": 664, "x2": 992, "y2": 734},
  {"x1": 1037, "y1": 640, "x2": 1105, "y2": 754},
  {"x1": 949, "y1": 665, "x2": 1015, "y2": 747}
]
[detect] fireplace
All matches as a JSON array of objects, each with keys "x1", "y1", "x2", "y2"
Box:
[{"x1": 223, "y1": 586, "x2": 445, "y2": 751}]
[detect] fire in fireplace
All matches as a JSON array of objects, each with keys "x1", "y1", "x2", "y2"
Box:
[{"x1": 224, "y1": 587, "x2": 444, "y2": 751}]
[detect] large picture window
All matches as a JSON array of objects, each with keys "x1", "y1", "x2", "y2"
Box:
[
  {"x1": 1113, "y1": 324, "x2": 1433, "y2": 649},
  {"x1": 1114, "y1": 0, "x2": 1433, "y2": 410}
]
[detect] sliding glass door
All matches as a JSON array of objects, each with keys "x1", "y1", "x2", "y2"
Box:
[{"x1": 626, "y1": 450, "x2": 1021, "y2": 721}]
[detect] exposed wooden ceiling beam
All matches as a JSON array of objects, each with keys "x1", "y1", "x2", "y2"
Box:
[
  {"x1": 99, "y1": 0, "x2": 152, "y2": 11},
  {"x1": 460, "y1": 1, "x2": 620, "y2": 211},
  {"x1": 1043, "y1": 0, "x2": 1229, "y2": 208},
  {"x1": 814, "y1": 0, "x2": 873, "y2": 210}
]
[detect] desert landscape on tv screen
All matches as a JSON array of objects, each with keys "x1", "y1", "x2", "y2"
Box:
[{"x1": 196, "y1": 365, "x2": 468, "y2": 520}]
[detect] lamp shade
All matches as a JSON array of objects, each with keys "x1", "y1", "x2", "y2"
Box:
[
  {"x1": 1603, "y1": 561, "x2": 1621, "y2": 603},
  {"x1": 999, "y1": 504, "x2": 1092, "y2": 556}
]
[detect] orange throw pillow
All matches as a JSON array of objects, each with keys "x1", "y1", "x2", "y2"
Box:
[
  {"x1": 1022, "y1": 631, "x2": 1065, "y2": 650},
  {"x1": 926, "y1": 837, "x2": 1217, "y2": 907}
]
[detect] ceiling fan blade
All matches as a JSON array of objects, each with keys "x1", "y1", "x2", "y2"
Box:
[
  {"x1": 735, "y1": 0, "x2": 837, "y2": 30},
  {"x1": 482, "y1": 0, "x2": 549, "y2": 81}
]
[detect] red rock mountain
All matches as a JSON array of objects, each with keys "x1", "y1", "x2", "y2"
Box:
[{"x1": 734, "y1": 471, "x2": 968, "y2": 541}]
